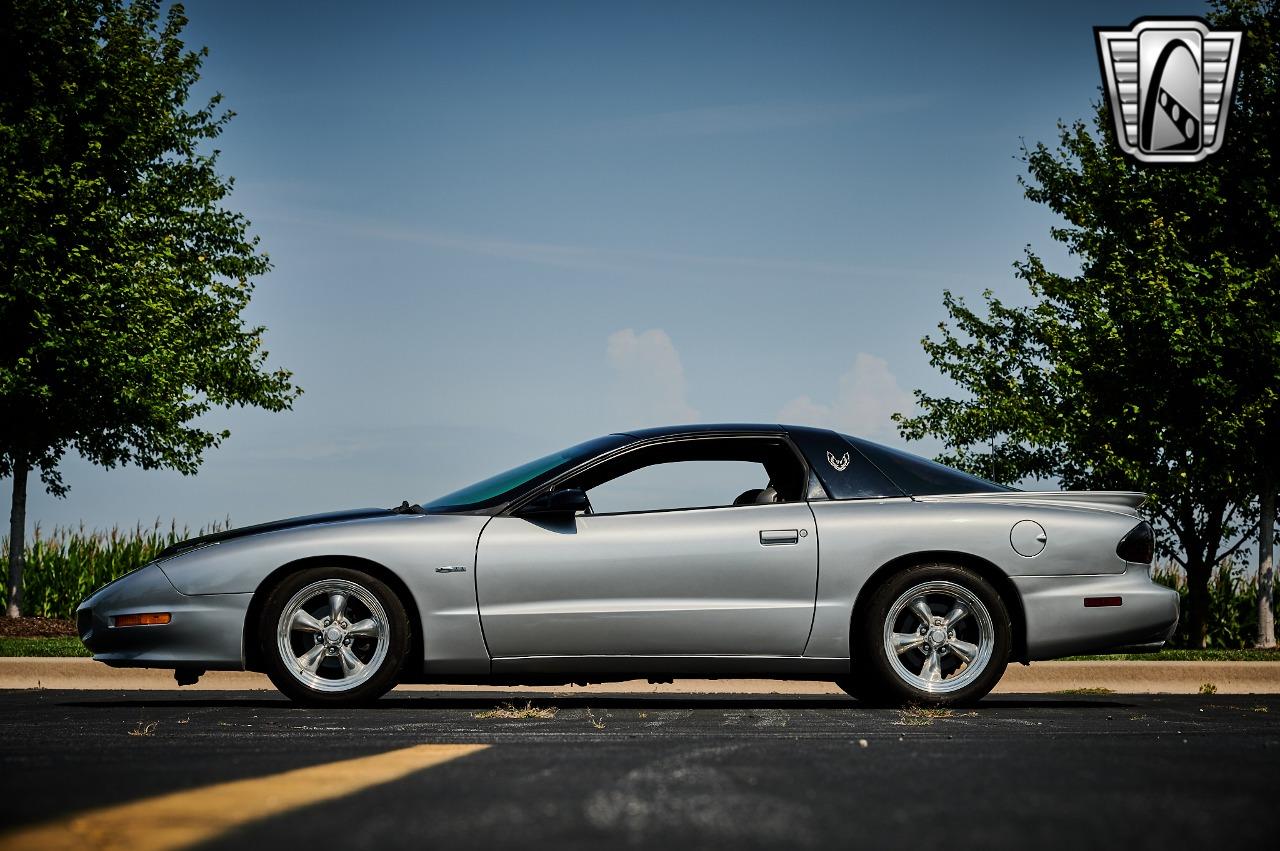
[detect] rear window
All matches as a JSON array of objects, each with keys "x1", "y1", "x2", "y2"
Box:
[{"x1": 842, "y1": 435, "x2": 1012, "y2": 496}]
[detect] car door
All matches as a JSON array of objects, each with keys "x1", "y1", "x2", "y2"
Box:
[{"x1": 474, "y1": 435, "x2": 819, "y2": 659}]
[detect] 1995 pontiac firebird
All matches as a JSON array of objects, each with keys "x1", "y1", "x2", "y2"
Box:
[{"x1": 77, "y1": 424, "x2": 1179, "y2": 706}]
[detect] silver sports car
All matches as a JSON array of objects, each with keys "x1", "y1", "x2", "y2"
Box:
[{"x1": 77, "y1": 424, "x2": 1178, "y2": 706}]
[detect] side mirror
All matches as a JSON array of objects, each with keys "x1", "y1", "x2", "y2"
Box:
[{"x1": 518, "y1": 487, "x2": 589, "y2": 517}]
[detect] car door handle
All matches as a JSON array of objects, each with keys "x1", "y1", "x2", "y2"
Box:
[{"x1": 759, "y1": 529, "x2": 800, "y2": 546}]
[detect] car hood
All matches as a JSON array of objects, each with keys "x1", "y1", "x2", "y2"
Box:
[{"x1": 157, "y1": 508, "x2": 395, "y2": 559}]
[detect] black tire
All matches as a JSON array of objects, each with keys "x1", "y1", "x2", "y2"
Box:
[
  {"x1": 840, "y1": 563, "x2": 1010, "y2": 707},
  {"x1": 259, "y1": 567, "x2": 410, "y2": 706}
]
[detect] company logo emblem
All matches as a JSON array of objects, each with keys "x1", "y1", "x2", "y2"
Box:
[
  {"x1": 1095, "y1": 18, "x2": 1242, "y2": 163},
  {"x1": 827, "y1": 451, "x2": 851, "y2": 472}
]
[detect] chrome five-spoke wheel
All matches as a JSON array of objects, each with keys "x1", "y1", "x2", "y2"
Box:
[
  {"x1": 883, "y1": 580, "x2": 994, "y2": 694},
  {"x1": 847, "y1": 563, "x2": 1011, "y2": 706},
  {"x1": 277, "y1": 579, "x2": 390, "y2": 692},
  {"x1": 260, "y1": 567, "x2": 409, "y2": 705}
]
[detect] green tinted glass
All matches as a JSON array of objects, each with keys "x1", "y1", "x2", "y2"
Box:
[{"x1": 423, "y1": 435, "x2": 628, "y2": 511}]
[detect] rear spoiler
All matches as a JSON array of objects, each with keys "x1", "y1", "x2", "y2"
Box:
[{"x1": 919, "y1": 491, "x2": 1147, "y2": 511}]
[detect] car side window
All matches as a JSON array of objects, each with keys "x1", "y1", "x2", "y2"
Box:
[
  {"x1": 586, "y1": 459, "x2": 770, "y2": 515},
  {"x1": 562, "y1": 436, "x2": 807, "y2": 516}
]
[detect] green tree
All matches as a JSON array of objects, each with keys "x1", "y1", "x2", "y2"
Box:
[
  {"x1": 895, "y1": 0, "x2": 1277, "y2": 648},
  {"x1": 1, "y1": 0, "x2": 301, "y2": 616},
  {"x1": 1211, "y1": 0, "x2": 1279, "y2": 649}
]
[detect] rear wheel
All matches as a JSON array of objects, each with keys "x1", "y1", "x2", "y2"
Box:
[
  {"x1": 841, "y1": 563, "x2": 1010, "y2": 706},
  {"x1": 260, "y1": 567, "x2": 409, "y2": 706}
]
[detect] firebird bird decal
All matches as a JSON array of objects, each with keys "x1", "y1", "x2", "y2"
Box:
[{"x1": 827, "y1": 451, "x2": 850, "y2": 472}]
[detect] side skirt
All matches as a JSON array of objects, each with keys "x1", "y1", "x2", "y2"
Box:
[{"x1": 487, "y1": 654, "x2": 850, "y2": 678}]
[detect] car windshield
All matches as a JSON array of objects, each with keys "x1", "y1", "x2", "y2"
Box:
[{"x1": 422, "y1": 434, "x2": 630, "y2": 512}]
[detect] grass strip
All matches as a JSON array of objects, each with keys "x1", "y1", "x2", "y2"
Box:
[
  {"x1": 1063, "y1": 649, "x2": 1280, "y2": 662},
  {"x1": 0, "y1": 636, "x2": 90, "y2": 657}
]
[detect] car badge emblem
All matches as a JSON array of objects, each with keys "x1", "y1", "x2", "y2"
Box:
[
  {"x1": 827, "y1": 451, "x2": 851, "y2": 472},
  {"x1": 1095, "y1": 18, "x2": 1242, "y2": 163}
]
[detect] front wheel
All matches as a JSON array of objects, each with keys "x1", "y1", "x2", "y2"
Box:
[
  {"x1": 260, "y1": 567, "x2": 409, "y2": 706},
  {"x1": 842, "y1": 564, "x2": 1010, "y2": 706}
]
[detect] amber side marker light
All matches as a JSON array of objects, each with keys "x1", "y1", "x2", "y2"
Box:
[
  {"x1": 112, "y1": 612, "x2": 171, "y2": 627},
  {"x1": 1083, "y1": 596, "x2": 1123, "y2": 608}
]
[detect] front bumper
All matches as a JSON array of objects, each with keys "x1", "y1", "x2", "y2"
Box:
[
  {"x1": 76, "y1": 564, "x2": 251, "y2": 670},
  {"x1": 1012, "y1": 563, "x2": 1180, "y2": 661}
]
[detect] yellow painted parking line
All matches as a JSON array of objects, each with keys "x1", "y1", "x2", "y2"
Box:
[{"x1": 0, "y1": 742, "x2": 488, "y2": 851}]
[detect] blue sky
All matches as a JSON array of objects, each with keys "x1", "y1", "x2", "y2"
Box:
[{"x1": 7, "y1": 0, "x2": 1212, "y2": 533}]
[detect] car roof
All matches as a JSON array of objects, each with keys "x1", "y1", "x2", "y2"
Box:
[{"x1": 616, "y1": 423, "x2": 827, "y2": 440}]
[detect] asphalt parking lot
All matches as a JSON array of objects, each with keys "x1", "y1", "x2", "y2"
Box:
[{"x1": 2, "y1": 690, "x2": 1277, "y2": 850}]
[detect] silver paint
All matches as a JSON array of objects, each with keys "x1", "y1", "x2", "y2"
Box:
[
  {"x1": 1010, "y1": 519, "x2": 1048, "y2": 558},
  {"x1": 149, "y1": 513, "x2": 492, "y2": 674},
  {"x1": 76, "y1": 564, "x2": 250, "y2": 669},
  {"x1": 76, "y1": 433, "x2": 1178, "y2": 685},
  {"x1": 475, "y1": 503, "x2": 818, "y2": 657}
]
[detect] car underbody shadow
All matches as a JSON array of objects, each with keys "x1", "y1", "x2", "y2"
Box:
[{"x1": 52, "y1": 692, "x2": 1137, "y2": 712}]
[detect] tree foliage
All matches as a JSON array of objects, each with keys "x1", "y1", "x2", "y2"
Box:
[
  {"x1": 895, "y1": 0, "x2": 1278, "y2": 646},
  {"x1": 0, "y1": 0, "x2": 301, "y2": 614}
]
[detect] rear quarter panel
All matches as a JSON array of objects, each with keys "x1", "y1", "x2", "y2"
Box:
[{"x1": 804, "y1": 497, "x2": 1142, "y2": 659}]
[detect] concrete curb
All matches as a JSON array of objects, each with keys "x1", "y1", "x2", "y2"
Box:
[{"x1": 1, "y1": 658, "x2": 1278, "y2": 695}]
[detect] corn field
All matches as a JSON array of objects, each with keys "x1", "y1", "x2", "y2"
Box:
[
  {"x1": 1152, "y1": 560, "x2": 1280, "y2": 648},
  {"x1": 1, "y1": 523, "x2": 1278, "y2": 645},
  {"x1": 1, "y1": 520, "x2": 229, "y2": 619}
]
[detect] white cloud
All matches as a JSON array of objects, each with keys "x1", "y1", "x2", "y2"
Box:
[
  {"x1": 778, "y1": 353, "x2": 914, "y2": 441},
  {"x1": 606, "y1": 329, "x2": 699, "y2": 428}
]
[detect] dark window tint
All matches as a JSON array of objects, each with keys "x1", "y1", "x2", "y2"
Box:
[
  {"x1": 423, "y1": 434, "x2": 630, "y2": 512},
  {"x1": 843, "y1": 435, "x2": 1012, "y2": 496},
  {"x1": 787, "y1": 428, "x2": 903, "y2": 499}
]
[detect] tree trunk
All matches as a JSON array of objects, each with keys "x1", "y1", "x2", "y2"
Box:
[
  {"x1": 6, "y1": 459, "x2": 27, "y2": 619},
  {"x1": 1257, "y1": 481, "x2": 1276, "y2": 649},
  {"x1": 1185, "y1": 554, "x2": 1210, "y2": 649}
]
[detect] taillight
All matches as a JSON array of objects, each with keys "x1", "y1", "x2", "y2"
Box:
[{"x1": 1116, "y1": 521, "x2": 1154, "y2": 563}]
